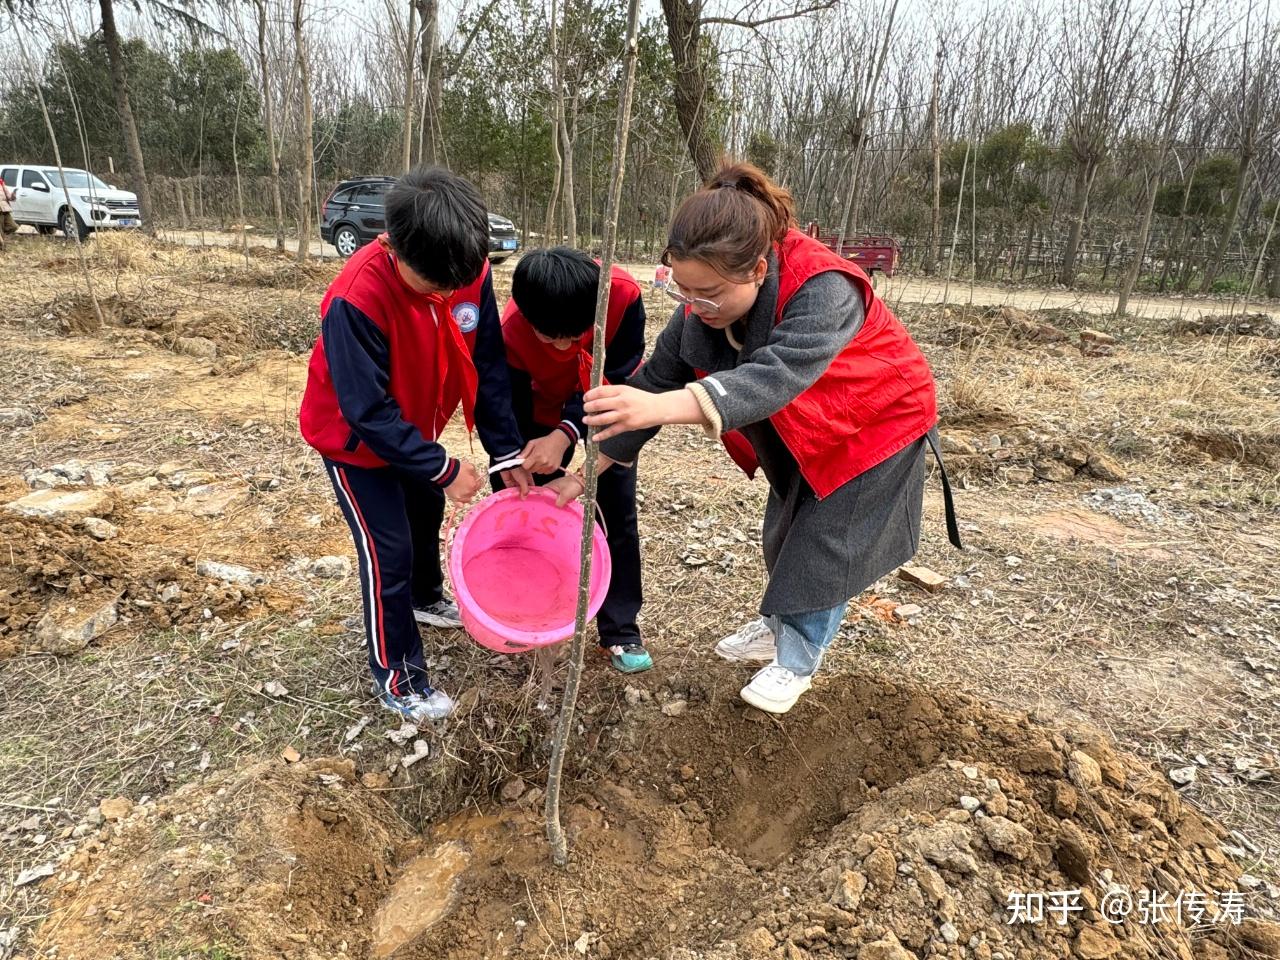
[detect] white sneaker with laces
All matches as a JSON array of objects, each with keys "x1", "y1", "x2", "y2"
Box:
[
  {"x1": 379, "y1": 687, "x2": 456, "y2": 722},
  {"x1": 714, "y1": 618, "x2": 777, "y2": 663},
  {"x1": 414, "y1": 599, "x2": 463, "y2": 628},
  {"x1": 739, "y1": 662, "x2": 812, "y2": 714}
]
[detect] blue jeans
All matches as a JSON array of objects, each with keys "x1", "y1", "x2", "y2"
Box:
[{"x1": 767, "y1": 601, "x2": 849, "y2": 677}]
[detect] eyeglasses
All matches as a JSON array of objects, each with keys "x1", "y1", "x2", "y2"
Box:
[{"x1": 665, "y1": 286, "x2": 722, "y2": 315}]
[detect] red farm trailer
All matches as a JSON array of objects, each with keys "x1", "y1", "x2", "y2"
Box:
[{"x1": 804, "y1": 221, "x2": 901, "y2": 277}]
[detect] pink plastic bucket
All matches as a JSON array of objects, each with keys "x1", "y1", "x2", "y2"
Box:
[{"x1": 447, "y1": 487, "x2": 612, "y2": 653}]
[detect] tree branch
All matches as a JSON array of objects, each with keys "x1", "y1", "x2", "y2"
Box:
[
  {"x1": 444, "y1": 0, "x2": 503, "y2": 79},
  {"x1": 699, "y1": 0, "x2": 835, "y2": 31}
]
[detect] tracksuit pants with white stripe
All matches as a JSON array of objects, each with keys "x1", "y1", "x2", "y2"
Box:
[{"x1": 325, "y1": 458, "x2": 446, "y2": 697}]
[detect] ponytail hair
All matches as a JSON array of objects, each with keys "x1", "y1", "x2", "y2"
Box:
[{"x1": 663, "y1": 161, "x2": 796, "y2": 279}]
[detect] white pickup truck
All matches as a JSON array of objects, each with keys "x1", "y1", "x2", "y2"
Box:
[{"x1": 0, "y1": 164, "x2": 142, "y2": 240}]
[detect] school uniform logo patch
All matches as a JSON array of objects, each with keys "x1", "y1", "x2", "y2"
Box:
[{"x1": 453, "y1": 302, "x2": 480, "y2": 333}]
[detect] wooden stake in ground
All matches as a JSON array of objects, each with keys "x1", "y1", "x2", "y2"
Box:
[{"x1": 544, "y1": 0, "x2": 642, "y2": 868}]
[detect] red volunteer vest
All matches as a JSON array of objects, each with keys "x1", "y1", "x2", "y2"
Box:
[
  {"x1": 298, "y1": 237, "x2": 486, "y2": 467},
  {"x1": 707, "y1": 229, "x2": 937, "y2": 499},
  {"x1": 501, "y1": 265, "x2": 641, "y2": 427}
]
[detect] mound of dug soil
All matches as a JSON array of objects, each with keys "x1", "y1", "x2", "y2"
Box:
[
  {"x1": 0, "y1": 514, "x2": 288, "y2": 658},
  {"x1": 1171, "y1": 314, "x2": 1280, "y2": 340},
  {"x1": 30, "y1": 674, "x2": 1278, "y2": 960}
]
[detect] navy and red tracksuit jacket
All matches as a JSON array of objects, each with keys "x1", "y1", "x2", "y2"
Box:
[
  {"x1": 500, "y1": 265, "x2": 645, "y2": 442},
  {"x1": 299, "y1": 238, "x2": 523, "y2": 483}
]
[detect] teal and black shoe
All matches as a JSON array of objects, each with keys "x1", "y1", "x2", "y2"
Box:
[{"x1": 605, "y1": 642, "x2": 653, "y2": 674}]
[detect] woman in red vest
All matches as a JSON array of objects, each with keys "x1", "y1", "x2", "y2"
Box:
[{"x1": 553, "y1": 162, "x2": 958, "y2": 715}]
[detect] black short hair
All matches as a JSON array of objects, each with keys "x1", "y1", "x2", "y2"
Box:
[
  {"x1": 384, "y1": 167, "x2": 489, "y2": 289},
  {"x1": 511, "y1": 247, "x2": 600, "y2": 339}
]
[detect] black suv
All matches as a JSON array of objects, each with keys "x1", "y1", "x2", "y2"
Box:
[{"x1": 320, "y1": 175, "x2": 521, "y2": 263}]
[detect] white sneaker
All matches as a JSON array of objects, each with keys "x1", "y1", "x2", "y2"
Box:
[
  {"x1": 414, "y1": 599, "x2": 463, "y2": 628},
  {"x1": 739, "y1": 662, "x2": 812, "y2": 715},
  {"x1": 714, "y1": 618, "x2": 777, "y2": 663},
  {"x1": 379, "y1": 687, "x2": 456, "y2": 722}
]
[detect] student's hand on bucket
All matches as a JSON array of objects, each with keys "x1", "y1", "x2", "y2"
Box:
[
  {"x1": 520, "y1": 432, "x2": 572, "y2": 475},
  {"x1": 546, "y1": 472, "x2": 585, "y2": 507},
  {"x1": 583, "y1": 385, "x2": 666, "y2": 442},
  {"x1": 500, "y1": 465, "x2": 533, "y2": 499},
  {"x1": 445, "y1": 461, "x2": 485, "y2": 503}
]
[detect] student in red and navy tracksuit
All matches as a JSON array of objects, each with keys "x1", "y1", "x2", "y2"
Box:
[
  {"x1": 299, "y1": 167, "x2": 532, "y2": 724},
  {"x1": 492, "y1": 248, "x2": 651, "y2": 673}
]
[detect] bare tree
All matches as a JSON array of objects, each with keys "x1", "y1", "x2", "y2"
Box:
[
  {"x1": 1115, "y1": 0, "x2": 1200, "y2": 315},
  {"x1": 1054, "y1": 0, "x2": 1145, "y2": 286},
  {"x1": 396, "y1": 0, "x2": 417, "y2": 170},
  {"x1": 928, "y1": 41, "x2": 943, "y2": 274},
  {"x1": 1199, "y1": 22, "x2": 1280, "y2": 293},
  {"x1": 98, "y1": 0, "x2": 154, "y2": 229},
  {"x1": 292, "y1": 0, "x2": 314, "y2": 261},
  {"x1": 252, "y1": 0, "x2": 287, "y2": 250},
  {"x1": 544, "y1": 0, "x2": 564, "y2": 243},
  {"x1": 544, "y1": 0, "x2": 643, "y2": 868},
  {"x1": 835, "y1": 0, "x2": 900, "y2": 248}
]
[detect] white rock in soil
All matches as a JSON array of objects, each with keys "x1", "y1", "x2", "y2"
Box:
[
  {"x1": 195, "y1": 560, "x2": 264, "y2": 586},
  {"x1": 14, "y1": 863, "x2": 55, "y2": 887},
  {"x1": 33, "y1": 595, "x2": 121, "y2": 654},
  {"x1": 1168, "y1": 765, "x2": 1198, "y2": 786},
  {"x1": 385, "y1": 723, "x2": 419, "y2": 746},
  {"x1": 400, "y1": 739, "x2": 430, "y2": 768},
  {"x1": 82, "y1": 517, "x2": 119, "y2": 540},
  {"x1": 5, "y1": 488, "x2": 114, "y2": 522}
]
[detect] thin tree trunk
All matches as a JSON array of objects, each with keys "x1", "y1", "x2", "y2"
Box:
[
  {"x1": 1200, "y1": 148, "x2": 1251, "y2": 293},
  {"x1": 1162, "y1": 165, "x2": 1197, "y2": 292},
  {"x1": 561, "y1": 87, "x2": 580, "y2": 249},
  {"x1": 941, "y1": 139, "x2": 970, "y2": 307},
  {"x1": 545, "y1": 0, "x2": 643, "y2": 869},
  {"x1": 1244, "y1": 192, "x2": 1279, "y2": 309},
  {"x1": 928, "y1": 46, "x2": 942, "y2": 275},
  {"x1": 98, "y1": 0, "x2": 153, "y2": 231},
  {"x1": 1059, "y1": 162, "x2": 1096, "y2": 287},
  {"x1": 400, "y1": 0, "x2": 417, "y2": 171},
  {"x1": 415, "y1": 0, "x2": 442, "y2": 165},
  {"x1": 231, "y1": 84, "x2": 248, "y2": 260},
  {"x1": 544, "y1": 0, "x2": 564, "y2": 244},
  {"x1": 254, "y1": 0, "x2": 286, "y2": 252},
  {"x1": 293, "y1": 0, "x2": 315, "y2": 262},
  {"x1": 1268, "y1": 242, "x2": 1280, "y2": 299},
  {"x1": 1116, "y1": 4, "x2": 1196, "y2": 314},
  {"x1": 587, "y1": 122, "x2": 596, "y2": 246}
]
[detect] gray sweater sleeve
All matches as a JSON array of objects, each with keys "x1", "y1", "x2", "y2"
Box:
[
  {"x1": 694, "y1": 271, "x2": 864, "y2": 433},
  {"x1": 598, "y1": 308, "x2": 695, "y2": 464}
]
